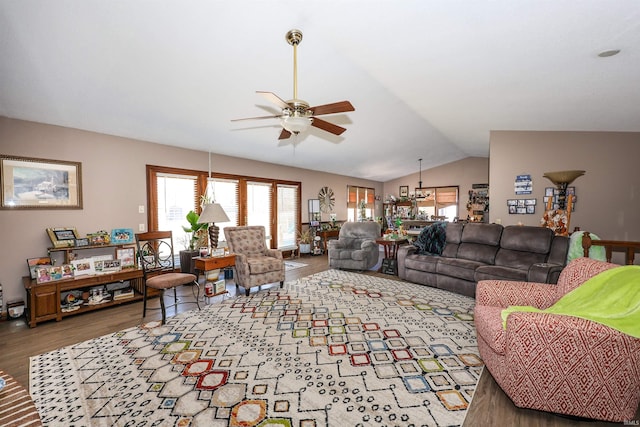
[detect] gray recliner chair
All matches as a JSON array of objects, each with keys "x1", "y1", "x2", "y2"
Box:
[{"x1": 328, "y1": 222, "x2": 381, "y2": 270}]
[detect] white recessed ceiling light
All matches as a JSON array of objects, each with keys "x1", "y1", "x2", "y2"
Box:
[{"x1": 598, "y1": 49, "x2": 621, "y2": 58}]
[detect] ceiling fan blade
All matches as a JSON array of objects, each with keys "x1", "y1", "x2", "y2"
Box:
[
  {"x1": 310, "y1": 101, "x2": 355, "y2": 116},
  {"x1": 231, "y1": 114, "x2": 280, "y2": 122},
  {"x1": 278, "y1": 128, "x2": 292, "y2": 140},
  {"x1": 311, "y1": 117, "x2": 347, "y2": 136},
  {"x1": 257, "y1": 91, "x2": 291, "y2": 110}
]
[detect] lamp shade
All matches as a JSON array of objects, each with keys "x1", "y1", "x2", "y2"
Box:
[{"x1": 197, "y1": 203, "x2": 230, "y2": 224}]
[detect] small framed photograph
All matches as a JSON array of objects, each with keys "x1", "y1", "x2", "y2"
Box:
[
  {"x1": 517, "y1": 199, "x2": 525, "y2": 207},
  {"x1": 526, "y1": 205, "x2": 536, "y2": 214},
  {"x1": 508, "y1": 205, "x2": 517, "y2": 214},
  {"x1": 0, "y1": 155, "x2": 82, "y2": 210},
  {"x1": 88, "y1": 231, "x2": 110, "y2": 245},
  {"x1": 116, "y1": 248, "x2": 135, "y2": 268},
  {"x1": 399, "y1": 186, "x2": 409, "y2": 197},
  {"x1": 507, "y1": 199, "x2": 517, "y2": 206},
  {"x1": 47, "y1": 227, "x2": 80, "y2": 248},
  {"x1": 75, "y1": 238, "x2": 90, "y2": 247},
  {"x1": 111, "y1": 228, "x2": 134, "y2": 244},
  {"x1": 27, "y1": 256, "x2": 52, "y2": 279},
  {"x1": 35, "y1": 265, "x2": 53, "y2": 283},
  {"x1": 71, "y1": 258, "x2": 95, "y2": 276},
  {"x1": 525, "y1": 199, "x2": 536, "y2": 206},
  {"x1": 49, "y1": 265, "x2": 63, "y2": 281},
  {"x1": 61, "y1": 264, "x2": 74, "y2": 279},
  {"x1": 545, "y1": 187, "x2": 554, "y2": 197},
  {"x1": 102, "y1": 259, "x2": 122, "y2": 273}
]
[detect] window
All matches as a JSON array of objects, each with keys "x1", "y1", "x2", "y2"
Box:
[
  {"x1": 347, "y1": 185, "x2": 375, "y2": 222},
  {"x1": 205, "y1": 177, "x2": 239, "y2": 233},
  {"x1": 415, "y1": 186, "x2": 459, "y2": 221},
  {"x1": 154, "y1": 173, "x2": 198, "y2": 249},
  {"x1": 247, "y1": 181, "x2": 273, "y2": 246},
  {"x1": 277, "y1": 184, "x2": 299, "y2": 250},
  {"x1": 147, "y1": 165, "x2": 300, "y2": 250}
]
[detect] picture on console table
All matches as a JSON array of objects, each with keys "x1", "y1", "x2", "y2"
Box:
[
  {"x1": 27, "y1": 256, "x2": 52, "y2": 279},
  {"x1": 47, "y1": 227, "x2": 80, "y2": 248},
  {"x1": 0, "y1": 155, "x2": 82, "y2": 209}
]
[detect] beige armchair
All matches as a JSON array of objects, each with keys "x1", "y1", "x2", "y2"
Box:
[{"x1": 223, "y1": 226, "x2": 285, "y2": 296}]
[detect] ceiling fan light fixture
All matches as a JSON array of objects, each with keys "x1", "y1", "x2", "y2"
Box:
[{"x1": 281, "y1": 116, "x2": 312, "y2": 134}]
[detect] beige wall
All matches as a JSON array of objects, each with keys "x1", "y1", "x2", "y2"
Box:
[
  {"x1": 0, "y1": 117, "x2": 382, "y2": 304},
  {"x1": 489, "y1": 131, "x2": 640, "y2": 240},
  {"x1": 383, "y1": 157, "x2": 490, "y2": 219}
]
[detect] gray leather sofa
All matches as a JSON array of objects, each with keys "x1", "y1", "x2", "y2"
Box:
[{"x1": 397, "y1": 223, "x2": 569, "y2": 297}]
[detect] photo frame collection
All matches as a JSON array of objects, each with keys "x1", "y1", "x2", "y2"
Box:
[
  {"x1": 544, "y1": 187, "x2": 577, "y2": 211},
  {"x1": 46, "y1": 227, "x2": 135, "y2": 248},
  {"x1": 507, "y1": 198, "x2": 537, "y2": 215}
]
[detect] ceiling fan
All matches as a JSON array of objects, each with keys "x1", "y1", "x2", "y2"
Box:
[{"x1": 232, "y1": 29, "x2": 355, "y2": 140}]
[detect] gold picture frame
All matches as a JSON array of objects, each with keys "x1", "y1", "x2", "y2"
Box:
[
  {"x1": 47, "y1": 227, "x2": 80, "y2": 248},
  {"x1": 0, "y1": 155, "x2": 82, "y2": 209}
]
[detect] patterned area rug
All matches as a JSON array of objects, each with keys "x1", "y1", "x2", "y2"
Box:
[{"x1": 30, "y1": 270, "x2": 482, "y2": 426}]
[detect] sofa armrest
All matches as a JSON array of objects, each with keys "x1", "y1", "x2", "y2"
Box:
[
  {"x1": 476, "y1": 280, "x2": 557, "y2": 309},
  {"x1": 361, "y1": 239, "x2": 377, "y2": 250},
  {"x1": 265, "y1": 248, "x2": 283, "y2": 259},
  {"x1": 504, "y1": 311, "x2": 640, "y2": 420},
  {"x1": 527, "y1": 263, "x2": 565, "y2": 284},
  {"x1": 328, "y1": 239, "x2": 347, "y2": 250}
]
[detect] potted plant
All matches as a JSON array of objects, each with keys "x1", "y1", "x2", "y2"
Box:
[
  {"x1": 298, "y1": 229, "x2": 313, "y2": 254},
  {"x1": 180, "y1": 210, "x2": 208, "y2": 273}
]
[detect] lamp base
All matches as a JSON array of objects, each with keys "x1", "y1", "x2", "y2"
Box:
[{"x1": 209, "y1": 224, "x2": 220, "y2": 249}]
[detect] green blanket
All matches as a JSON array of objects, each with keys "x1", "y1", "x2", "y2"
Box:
[{"x1": 501, "y1": 265, "x2": 640, "y2": 338}]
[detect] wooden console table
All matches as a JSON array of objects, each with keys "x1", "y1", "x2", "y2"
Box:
[
  {"x1": 194, "y1": 255, "x2": 236, "y2": 299},
  {"x1": 23, "y1": 268, "x2": 145, "y2": 328},
  {"x1": 0, "y1": 370, "x2": 43, "y2": 426}
]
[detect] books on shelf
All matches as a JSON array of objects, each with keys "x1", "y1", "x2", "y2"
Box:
[{"x1": 113, "y1": 287, "x2": 135, "y2": 300}]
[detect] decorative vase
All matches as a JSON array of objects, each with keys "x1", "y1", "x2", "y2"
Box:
[{"x1": 299, "y1": 243, "x2": 311, "y2": 254}]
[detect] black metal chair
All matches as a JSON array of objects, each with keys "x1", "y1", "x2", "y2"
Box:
[{"x1": 135, "y1": 231, "x2": 200, "y2": 324}]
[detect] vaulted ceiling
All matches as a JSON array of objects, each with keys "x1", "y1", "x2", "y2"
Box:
[{"x1": 1, "y1": 1, "x2": 639, "y2": 181}]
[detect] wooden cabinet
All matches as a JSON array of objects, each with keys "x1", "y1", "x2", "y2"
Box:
[
  {"x1": 23, "y1": 243, "x2": 150, "y2": 327},
  {"x1": 23, "y1": 269, "x2": 145, "y2": 328}
]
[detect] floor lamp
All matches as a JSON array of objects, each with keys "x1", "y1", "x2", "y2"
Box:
[{"x1": 198, "y1": 203, "x2": 230, "y2": 249}]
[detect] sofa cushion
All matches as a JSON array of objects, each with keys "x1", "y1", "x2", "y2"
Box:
[
  {"x1": 461, "y1": 223, "x2": 503, "y2": 245},
  {"x1": 405, "y1": 253, "x2": 438, "y2": 273},
  {"x1": 445, "y1": 222, "x2": 464, "y2": 244},
  {"x1": 457, "y1": 242, "x2": 499, "y2": 264},
  {"x1": 494, "y1": 249, "x2": 547, "y2": 270},
  {"x1": 437, "y1": 257, "x2": 486, "y2": 281},
  {"x1": 475, "y1": 265, "x2": 528, "y2": 282},
  {"x1": 500, "y1": 225, "x2": 553, "y2": 254}
]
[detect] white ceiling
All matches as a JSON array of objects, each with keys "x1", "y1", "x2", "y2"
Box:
[{"x1": 1, "y1": 1, "x2": 639, "y2": 182}]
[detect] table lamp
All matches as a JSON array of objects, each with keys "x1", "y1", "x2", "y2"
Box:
[{"x1": 197, "y1": 203, "x2": 230, "y2": 249}]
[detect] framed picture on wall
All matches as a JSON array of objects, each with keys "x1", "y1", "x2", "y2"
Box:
[
  {"x1": 399, "y1": 186, "x2": 409, "y2": 197},
  {"x1": 0, "y1": 155, "x2": 82, "y2": 209}
]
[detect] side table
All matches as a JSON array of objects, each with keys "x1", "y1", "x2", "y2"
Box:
[
  {"x1": 194, "y1": 255, "x2": 236, "y2": 301},
  {"x1": 0, "y1": 370, "x2": 43, "y2": 426},
  {"x1": 375, "y1": 237, "x2": 408, "y2": 275}
]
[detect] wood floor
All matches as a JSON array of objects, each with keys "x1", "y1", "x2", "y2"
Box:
[{"x1": 0, "y1": 254, "x2": 634, "y2": 426}]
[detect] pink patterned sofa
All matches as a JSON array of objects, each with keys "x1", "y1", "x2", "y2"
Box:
[{"x1": 475, "y1": 257, "x2": 640, "y2": 422}]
